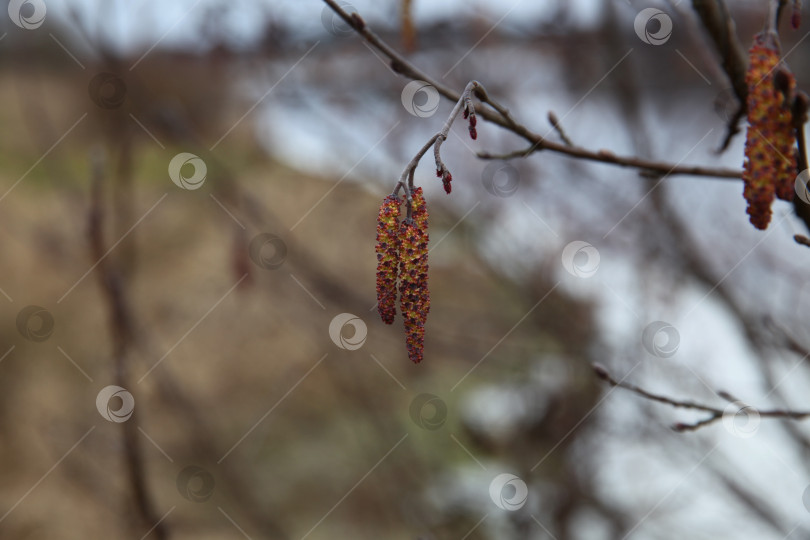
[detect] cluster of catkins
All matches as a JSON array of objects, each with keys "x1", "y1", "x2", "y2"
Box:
[
  {"x1": 375, "y1": 90, "x2": 477, "y2": 363},
  {"x1": 742, "y1": 32, "x2": 798, "y2": 229},
  {"x1": 375, "y1": 188, "x2": 430, "y2": 363}
]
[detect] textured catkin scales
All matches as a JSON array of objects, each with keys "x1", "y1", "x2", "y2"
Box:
[
  {"x1": 743, "y1": 35, "x2": 797, "y2": 229},
  {"x1": 375, "y1": 195, "x2": 401, "y2": 324},
  {"x1": 399, "y1": 188, "x2": 429, "y2": 363}
]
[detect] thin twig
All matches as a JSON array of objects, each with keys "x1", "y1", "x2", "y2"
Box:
[
  {"x1": 394, "y1": 81, "x2": 479, "y2": 208},
  {"x1": 792, "y1": 92, "x2": 810, "y2": 232},
  {"x1": 547, "y1": 111, "x2": 573, "y2": 147},
  {"x1": 479, "y1": 146, "x2": 740, "y2": 178},
  {"x1": 690, "y1": 0, "x2": 748, "y2": 152},
  {"x1": 321, "y1": 0, "x2": 741, "y2": 180},
  {"x1": 592, "y1": 363, "x2": 810, "y2": 432},
  {"x1": 394, "y1": 134, "x2": 439, "y2": 202}
]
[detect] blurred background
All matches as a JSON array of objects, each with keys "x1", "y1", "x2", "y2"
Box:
[{"x1": 2, "y1": 0, "x2": 810, "y2": 538}]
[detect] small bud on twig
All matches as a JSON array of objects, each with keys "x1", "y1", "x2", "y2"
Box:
[
  {"x1": 592, "y1": 363, "x2": 609, "y2": 380},
  {"x1": 792, "y1": 0, "x2": 802, "y2": 28},
  {"x1": 350, "y1": 12, "x2": 366, "y2": 30}
]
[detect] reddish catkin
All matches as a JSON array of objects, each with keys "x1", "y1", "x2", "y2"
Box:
[
  {"x1": 436, "y1": 167, "x2": 452, "y2": 194},
  {"x1": 375, "y1": 195, "x2": 401, "y2": 324},
  {"x1": 399, "y1": 187, "x2": 429, "y2": 363},
  {"x1": 743, "y1": 34, "x2": 797, "y2": 229}
]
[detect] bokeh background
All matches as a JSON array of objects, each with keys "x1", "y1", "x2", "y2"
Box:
[{"x1": 2, "y1": 0, "x2": 810, "y2": 538}]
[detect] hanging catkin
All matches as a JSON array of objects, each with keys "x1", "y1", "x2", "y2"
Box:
[
  {"x1": 398, "y1": 187, "x2": 429, "y2": 363},
  {"x1": 742, "y1": 33, "x2": 797, "y2": 229},
  {"x1": 375, "y1": 195, "x2": 401, "y2": 324}
]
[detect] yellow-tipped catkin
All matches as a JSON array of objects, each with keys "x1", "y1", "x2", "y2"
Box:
[
  {"x1": 399, "y1": 187, "x2": 429, "y2": 363},
  {"x1": 743, "y1": 34, "x2": 797, "y2": 229},
  {"x1": 376, "y1": 195, "x2": 401, "y2": 324}
]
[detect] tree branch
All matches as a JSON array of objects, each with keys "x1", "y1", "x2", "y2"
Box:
[
  {"x1": 592, "y1": 363, "x2": 810, "y2": 432},
  {"x1": 321, "y1": 0, "x2": 742, "y2": 180},
  {"x1": 690, "y1": 0, "x2": 748, "y2": 151},
  {"x1": 89, "y1": 152, "x2": 169, "y2": 540}
]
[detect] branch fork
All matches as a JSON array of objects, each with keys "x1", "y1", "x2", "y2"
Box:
[{"x1": 393, "y1": 81, "x2": 482, "y2": 215}]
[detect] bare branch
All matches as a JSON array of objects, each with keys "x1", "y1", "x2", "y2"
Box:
[
  {"x1": 592, "y1": 363, "x2": 810, "y2": 432},
  {"x1": 89, "y1": 152, "x2": 169, "y2": 540},
  {"x1": 547, "y1": 111, "x2": 573, "y2": 147},
  {"x1": 690, "y1": 0, "x2": 748, "y2": 151},
  {"x1": 321, "y1": 0, "x2": 742, "y2": 180},
  {"x1": 479, "y1": 146, "x2": 740, "y2": 179}
]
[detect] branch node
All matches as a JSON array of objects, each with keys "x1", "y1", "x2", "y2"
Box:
[{"x1": 547, "y1": 111, "x2": 573, "y2": 146}]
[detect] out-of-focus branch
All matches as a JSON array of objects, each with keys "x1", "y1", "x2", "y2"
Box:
[
  {"x1": 795, "y1": 234, "x2": 810, "y2": 247},
  {"x1": 547, "y1": 112, "x2": 573, "y2": 147},
  {"x1": 89, "y1": 152, "x2": 169, "y2": 540},
  {"x1": 707, "y1": 464, "x2": 797, "y2": 535},
  {"x1": 478, "y1": 146, "x2": 740, "y2": 178},
  {"x1": 321, "y1": 0, "x2": 743, "y2": 180},
  {"x1": 690, "y1": 0, "x2": 748, "y2": 151},
  {"x1": 765, "y1": 317, "x2": 810, "y2": 358},
  {"x1": 592, "y1": 363, "x2": 810, "y2": 432},
  {"x1": 791, "y1": 93, "x2": 810, "y2": 233}
]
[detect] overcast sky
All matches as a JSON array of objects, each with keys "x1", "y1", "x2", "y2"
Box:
[{"x1": 39, "y1": 0, "x2": 608, "y2": 52}]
